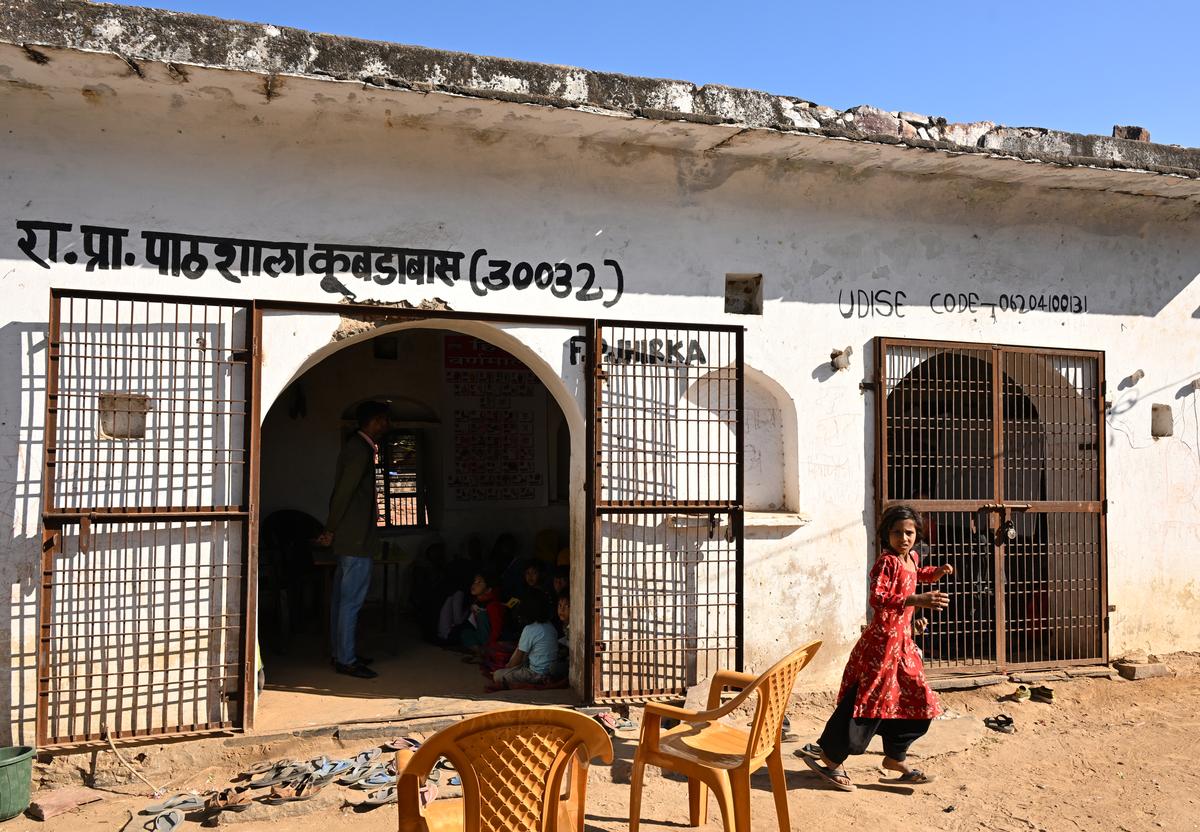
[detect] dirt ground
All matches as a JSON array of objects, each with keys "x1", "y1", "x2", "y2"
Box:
[{"x1": 10, "y1": 654, "x2": 1198, "y2": 831}]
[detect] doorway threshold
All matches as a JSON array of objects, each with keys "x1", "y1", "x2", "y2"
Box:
[{"x1": 252, "y1": 688, "x2": 580, "y2": 740}]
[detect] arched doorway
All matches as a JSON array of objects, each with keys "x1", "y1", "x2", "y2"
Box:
[
  {"x1": 254, "y1": 325, "x2": 577, "y2": 729},
  {"x1": 876, "y1": 339, "x2": 1106, "y2": 673}
]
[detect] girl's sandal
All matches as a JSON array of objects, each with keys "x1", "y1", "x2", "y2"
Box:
[
  {"x1": 802, "y1": 755, "x2": 856, "y2": 792},
  {"x1": 882, "y1": 769, "x2": 936, "y2": 785}
]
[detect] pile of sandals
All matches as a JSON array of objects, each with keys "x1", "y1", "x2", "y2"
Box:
[
  {"x1": 137, "y1": 738, "x2": 445, "y2": 830},
  {"x1": 984, "y1": 684, "x2": 1056, "y2": 735}
]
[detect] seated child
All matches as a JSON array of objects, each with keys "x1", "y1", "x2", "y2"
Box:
[
  {"x1": 459, "y1": 571, "x2": 506, "y2": 655},
  {"x1": 434, "y1": 556, "x2": 478, "y2": 644},
  {"x1": 556, "y1": 590, "x2": 570, "y2": 659},
  {"x1": 552, "y1": 565, "x2": 569, "y2": 596},
  {"x1": 524, "y1": 560, "x2": 554, "y2": 596},
  {"x1": 493, "y1": 593, "x2": 564, "y2": 687},
  {"x1": 436, "y1": 588, "x2": 468, "y2": 644}
]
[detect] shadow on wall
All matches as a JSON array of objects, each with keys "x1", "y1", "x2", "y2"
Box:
[{"x1": 0, "y1": 322, "x2": 47, "y2": 748}]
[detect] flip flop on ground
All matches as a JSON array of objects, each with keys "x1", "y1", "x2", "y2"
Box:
[
  {"x1": 240, "y1": 760, "x2": 279, "y2": 779},
  {"x1": 802, "y1": 755, "x2": 856, "y2": 792},
  {"x1": 310, "y1": 758, "x2": 353, "y2": 785},
  {"x1": 984, "y1": 714, "x2": 1016, "y2": 734},
  {"x1": 266, "y1": 775, "x2": 323, "y2": 805},
  {"x1": 361, "y1": 782, "x2": 438, "y2": 809},
  {"x1": 143, "y1": 809, "x2": 184, "y2": 832},
  {"x1": 141, "y1": 793, "x2": 207, "y2": 815},
  {"x1": 338, "y1": 760, "x2": 387, "y2": 786},
  {"x1": 593, "y1": 713, "x2": 618, "y2": 733},
  {"x1": 350, "y1": 748, "x2": 382, "y2": 766},
  {"x1": 383, "y1": 737, "x2": 422, "y2": 752},
  {"x1": 356, "y1": 769, "x2": 398, "y2": 790},
  {"x1": 250, "y1": 761, "x2": 312, "y2": 788},
  {"x1": 206, "y1": 786, "x2": 253, "y2": 813}
]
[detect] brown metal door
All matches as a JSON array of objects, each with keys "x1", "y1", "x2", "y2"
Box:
[
  {"x1": 588, "y1": 322, "x2": 744, "y2": 701},
  {"x1": 874, "y1": 338, "x2": 1107, "y2": 674},
  {"x1": 39, "y1": 290, "x2": 258, "y2": 745}
]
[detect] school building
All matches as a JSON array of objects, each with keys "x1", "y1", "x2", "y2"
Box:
[{"x1": 2, "y1": 0, "x2": 1199, "y2": 750}]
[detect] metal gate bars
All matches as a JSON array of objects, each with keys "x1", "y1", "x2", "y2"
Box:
[
  {"x1": 37, "y1": 290, "x2": 745, "y2": 737},
  {"x1": 588, "y1": 322, "x2": 744, "y2": 701},
  {"x1": 874, "y1": 338, "x2": 1107, "y2": 675},
  {"x1": 39, "y1": 290, "x2": 258, "y2": 745}
]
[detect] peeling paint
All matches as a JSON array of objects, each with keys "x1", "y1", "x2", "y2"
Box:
[{"x1": 332, "y1": 298, "x2": 452, "y2": 341}]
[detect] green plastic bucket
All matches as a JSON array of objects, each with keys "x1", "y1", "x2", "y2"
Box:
[{"x1": 0, "y1": 746, "x2": 34, "y2": 822}]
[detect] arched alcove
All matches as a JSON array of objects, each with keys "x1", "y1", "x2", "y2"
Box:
[{"x1": 680, "y1": 364, "x2": 799, "y2": 512}]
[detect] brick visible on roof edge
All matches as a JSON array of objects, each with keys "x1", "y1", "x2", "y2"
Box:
[{"x1": 3, "y1": 0, "x2": 1199, "y2": 180}]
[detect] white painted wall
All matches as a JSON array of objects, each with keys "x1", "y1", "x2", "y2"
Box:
[{"x1": 2, "y1": 57, "x2": 1199, "y2": 743}]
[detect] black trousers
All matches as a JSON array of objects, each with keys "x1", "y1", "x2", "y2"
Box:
[{"x1": 817, "y1": 684, "x2": 931, "y2": 765}]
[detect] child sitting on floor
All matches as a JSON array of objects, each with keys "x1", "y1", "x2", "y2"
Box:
[
  {"x1": 552, "y1": 565, "x2": 569, "y2": 596},
  {"x1": 556, "y1": 590, "x2": 570, "y2": 655},
  {"x1": 492, "y1": 593, "x2": 564, "y2": 688},
  {"x1": 458, "y1": 570, "x2": 506, "y2": 659}
]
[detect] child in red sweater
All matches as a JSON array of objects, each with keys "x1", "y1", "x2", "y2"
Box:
[{"x1": 459, "y1": 571, "x2": 506, "y2": 657}]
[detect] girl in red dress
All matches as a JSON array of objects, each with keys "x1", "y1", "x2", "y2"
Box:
[{"x1": 801, "y1": 504, "x2": 953, "y2": 790}]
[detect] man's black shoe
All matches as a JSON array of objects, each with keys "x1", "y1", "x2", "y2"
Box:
[
  {"x1": 334, "y1": 661, "x2": 378, "y2": 679},
  {"x1": 329, "y1": 655, "x2": 375, "y2": 668}
]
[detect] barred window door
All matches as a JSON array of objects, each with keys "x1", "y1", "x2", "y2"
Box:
[
  {"x1": 39, "y1": 290, "x2": 257, "y2": 746},
  {"x1": 588, "y1": 323, "x2": 744, "y2": 701},
  {"x1": 874, "y1": 338, "x2": 1107, "y2": 674}
]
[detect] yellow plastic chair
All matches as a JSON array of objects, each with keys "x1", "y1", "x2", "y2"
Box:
[
  {"x1": 629, "y1": 640, "x2": 822, "y2": 832},
  {"x1": 396, "y1": 706, "x2": 614, "y2": 832}
]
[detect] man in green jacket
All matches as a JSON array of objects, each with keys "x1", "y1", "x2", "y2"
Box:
[{"x1": 317, "y1": 400, "x2": 389, "y2": 679}]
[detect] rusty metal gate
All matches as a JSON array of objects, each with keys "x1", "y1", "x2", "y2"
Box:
[
  {"x1": 588, "y1": 322, "x2": 743, "y2": 700},
  {"x1": 39, "y1": 289, "x2": 258, "y2": 745},
  {"x1": 874, "y1": 338, "x2": 1107, "y2": 674}
]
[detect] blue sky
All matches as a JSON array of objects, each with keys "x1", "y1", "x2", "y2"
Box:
[{"x1": 133, "y1": 1, "x2": 1198, "y2": 147}]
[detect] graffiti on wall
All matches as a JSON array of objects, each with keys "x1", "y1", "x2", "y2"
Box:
[
  {"x1": 567, "y1": 335, "x2": 708, "y2": 366},
  {"x1": 837, "y1": 288, "x2": 1091, "y2": 318},
  {"x1": 14, "y1": 220, "x2": 625, "y2": 306}
]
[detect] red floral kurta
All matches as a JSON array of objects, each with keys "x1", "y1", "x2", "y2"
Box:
[{"x1": 837, "y1": 550, "x2": 943, "y2": 720}]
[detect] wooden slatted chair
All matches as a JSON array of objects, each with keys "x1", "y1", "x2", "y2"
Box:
[
  {"x1": 396, "y1": 706, "x2": 613, "y2": 832},
  {"x1": 628, "y1": 640, "x2": 822, "y2": 832}
]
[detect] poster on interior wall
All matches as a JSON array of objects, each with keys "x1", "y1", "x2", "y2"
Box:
[{"x1": 443, "y1": 335, "x2": 548, "y2": 507}]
